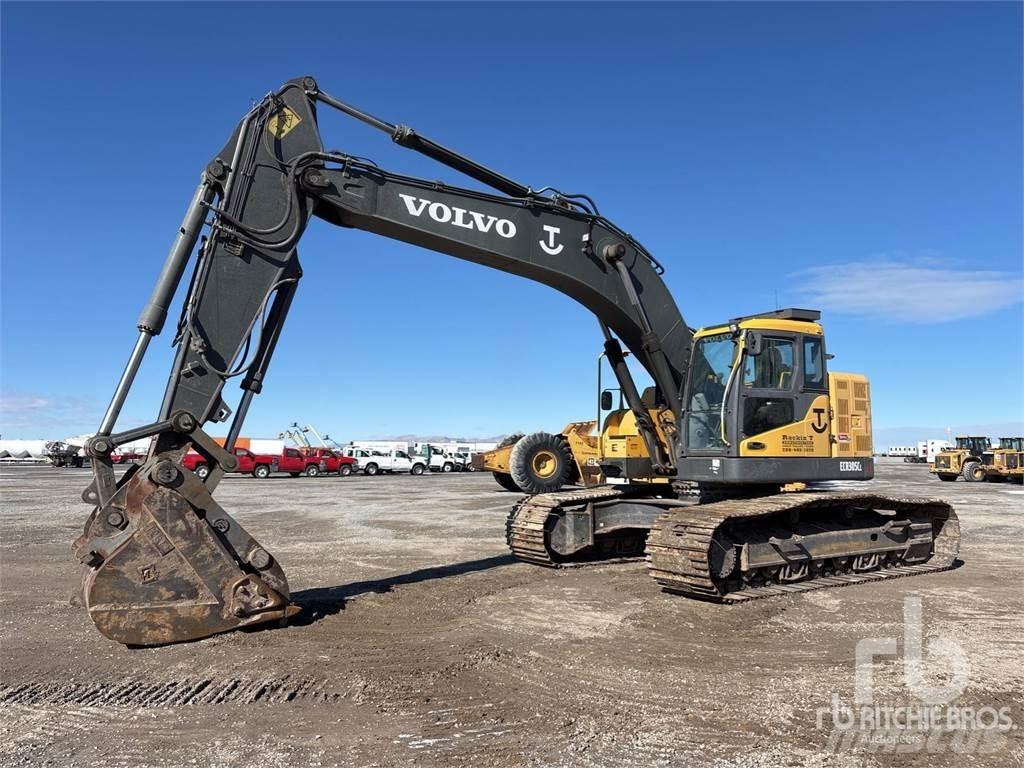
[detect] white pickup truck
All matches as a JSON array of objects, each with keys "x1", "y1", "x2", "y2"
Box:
[
  {"x1": 344, "y1": 447, "x2": 427, "y2": 476},
  {"x1": 424, "y1": 446, "x2": 459, "y2": 473}
]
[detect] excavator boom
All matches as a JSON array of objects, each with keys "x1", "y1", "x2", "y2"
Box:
[{"x1": 75, "y1": 77, "x2": 692, "y2": 645}]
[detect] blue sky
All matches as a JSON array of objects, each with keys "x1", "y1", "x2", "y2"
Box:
[{"x1": 1, "y1": 1, "x2": 1022, "y2": 443}]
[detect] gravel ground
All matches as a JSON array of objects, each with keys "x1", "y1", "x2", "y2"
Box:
[{"x1": 1, "y1": 460, "x2": 1021, "y2": 767}]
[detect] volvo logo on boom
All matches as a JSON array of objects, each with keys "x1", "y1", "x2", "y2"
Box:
[{"x1": 398, "y1": 194, "x2": 517, "y2": 239}]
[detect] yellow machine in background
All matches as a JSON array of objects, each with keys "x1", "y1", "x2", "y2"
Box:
[
  {"x1": 981, "y1": 437, "x2": 1024, "y2": 483},
  {"x1": 476, "y1": 421, "x2": 602, "y2": 493},
  {"x1": 931, "y1": 436, "x2": 991, "y2": 482}
]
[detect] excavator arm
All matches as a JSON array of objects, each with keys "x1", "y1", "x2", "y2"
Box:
[{"x1": 74, "y1": 77, "x2": 693, "y2": 645}]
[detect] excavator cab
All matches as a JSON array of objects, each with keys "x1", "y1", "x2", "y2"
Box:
[{"x1": 598, "y1": 308, "x2": 874, "y2": 488}]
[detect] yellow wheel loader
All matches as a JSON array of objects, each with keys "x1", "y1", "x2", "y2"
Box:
[
  {"x1": 477, "y1": 421, "x2": 602, "y2": 493},
  {"x1": 931, "y1": 436, "x2": 991, "y2": 482},
  {"x1": 981, "y1": 437, "x2": 1024, "y2": 483}
]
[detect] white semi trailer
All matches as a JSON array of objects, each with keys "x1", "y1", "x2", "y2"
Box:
[
  {"x1": 887, "y1": 446, "x2": 917, "y2": 459},
  {"x1": 888, "y1": 441, "x2": 953, "y2": 463}
]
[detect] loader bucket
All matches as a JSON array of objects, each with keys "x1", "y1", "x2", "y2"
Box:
[{"x1": 74, "y1": 458, "x2": 297, "y2": 646}]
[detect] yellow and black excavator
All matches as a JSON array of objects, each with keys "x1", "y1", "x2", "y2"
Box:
[{"x1": 74, "y1": 77, "x2": 960, "y2": 646}]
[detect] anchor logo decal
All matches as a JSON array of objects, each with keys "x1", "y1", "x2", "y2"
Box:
[
  {"x1": 811, "y1": 408, "x2": 828, "y2": 434},
  {"x1": 539, "y1": 225, "x2": 564, "y2": 256}
]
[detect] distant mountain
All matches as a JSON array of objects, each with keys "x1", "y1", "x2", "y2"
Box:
[{"x1": 874, "y1": 421, "x2": 1024, "y2": 448}]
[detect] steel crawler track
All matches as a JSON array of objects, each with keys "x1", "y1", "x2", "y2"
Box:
[
  {"x1": 507, "y1": 489, "x2": 961, "y2": 600},
  {"x1": 505, "y1": 486, "x2": 627, "y2": 566},
  {"x1": 647, "y1": 492, "x2": 960, "y2": 600}
]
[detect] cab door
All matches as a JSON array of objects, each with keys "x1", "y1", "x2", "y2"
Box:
[
  {"x1": 233, "y1": 447, "x2": 253, "y2": 473},
  {"x1": 737, "y1": 333, "x2": 831, "y2": 458}
]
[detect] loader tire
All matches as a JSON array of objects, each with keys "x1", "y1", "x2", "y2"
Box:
[
  {"x1": 962, "y1": 461, "x2": 985, "y2": 482},
  {"x1": 493, "y1": 472, "x2": 522, "y2": 492},
  {"x1": 509, "y1": 432, "x2": 574, "y2": 494}
]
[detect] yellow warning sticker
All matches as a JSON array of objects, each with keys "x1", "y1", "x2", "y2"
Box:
[{"x1": 267, "y1": 106, "x2": 302, "y2": 139}]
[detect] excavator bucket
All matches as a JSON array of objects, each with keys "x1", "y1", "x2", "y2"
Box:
[{"x1": 74, "y1": 457, "x2": 297, "y2": 646}]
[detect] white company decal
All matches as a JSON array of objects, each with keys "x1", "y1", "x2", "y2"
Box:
[
  {"x1": 398, "y1": 194, "x2": 517, "y2": 238},
  {"x1": 539, "y1": 225, "x2": 564, "y2": 255},
  {"x1": 839, "y1": 461, "x2": 863, "y2": 472}
]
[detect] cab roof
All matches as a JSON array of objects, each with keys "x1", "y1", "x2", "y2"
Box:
[{"x1": 694, "y1": 307, "x2": 824, "y2": 340}]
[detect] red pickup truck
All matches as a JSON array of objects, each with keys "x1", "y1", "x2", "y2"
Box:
[
  {"x1": 182, "y1": 447, "x2": 275, "y2": 479},
  {"x1": 300, "y1": 447, "x2": 358, "y2": 476},
  {"x1": 274, "y1": 447, "x2": 357, "y2": 477},
  {"x1": 111, "y1": 449, "x2": 146, "y2": 465},
  {"x1": 273, "y1": 447, "x2": 325, "y2": 477}
]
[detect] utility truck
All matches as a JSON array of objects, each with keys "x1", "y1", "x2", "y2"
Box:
[{"x1": 45, "y1": 441, "x2": 85, "y2": 468}]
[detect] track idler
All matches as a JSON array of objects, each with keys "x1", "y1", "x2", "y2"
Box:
[{"x1": 73, "y1": 455, "x2": 296, "y2": 646}]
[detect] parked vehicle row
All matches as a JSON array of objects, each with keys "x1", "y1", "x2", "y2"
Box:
[
  {"x1": 40, "y1": 425, "x2": 485, "y2": 480},
  {"x1": 177, "y1": 444, "x2": 479, "y2": 479},
  {"x1": 181, "y1": 446, "x2": 358, "y2": 480}
]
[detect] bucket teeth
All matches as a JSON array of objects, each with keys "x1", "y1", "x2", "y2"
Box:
[{"x1": 77, "y1": 464, "x2": 295, "y2": 646}]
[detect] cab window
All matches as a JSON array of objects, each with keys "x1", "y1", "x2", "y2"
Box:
[
  {"x1": 396, "y1": 450, "x2": 408, "y2": 459},
  {"x1": 803, "y1": 337, "x2": 825, "y2": 390},
  {"x1": 743, "y1": 398, "x2": 795, "y2": 436},
  {"x1": 743, "y1": 337, "x2": 794, "y2": 390}
]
